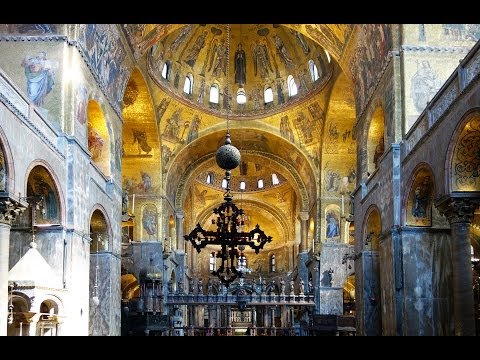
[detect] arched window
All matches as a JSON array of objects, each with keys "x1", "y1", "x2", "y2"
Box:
[
  {"x1": 270, "y1": 254, "x2": 276, "y2": 272},
  {"x1": 209, "y1": 252, "x2": 216, "y2": 272},
  {"x1": 264, "y1": 87, "x2": 273, "y2": 104},
  {"x1": 324, "y1": 50, "x2": 331, "y2": 63},
  {"x1": 209, "y1": 84, "x2": 219, "y2": 104},
  {"x1": 308, "y1": 60, "x2": 319, "y2": 82},
  {"x1": 240, "y1": 181, "x2": 246, "y2": 190},
  {"x1": 271, "y1": 173, "x2": 279, "y2": 185},
  {"x1": 161, "y1": 61, "x2": 170, "y2": 79},
  {"x1": 183, "y1": 73, "x2": 193, "y2": 94},
  {"x1": 237, "y1": 87, "x2": 246, "y2": 104},
  {"x1": 257, "y1": 179, "x2": 264, "y2": 189},
  {"x1": 221, "y1": 178, "x2": 227, "y2": 189},
  {"x1": 287, "y1": 75, "x2": 298, "y2": 97},
  {"x1": 206, "y1": 172, "x2": 214, "y2": 184}
]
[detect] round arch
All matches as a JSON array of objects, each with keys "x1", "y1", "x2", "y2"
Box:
[
  {"x1": 170, "y1": 131, "x2": 313, "y2": 212},
  {"x1": 446, "y1": 108, "x2": 480, "y2": 193},
  {"x1": 403, "y1": 162, "x2": 435, "y2": 227},
  {"x1": 121, "y1": 273, "x2": 140, "y2": 301},
  {"x1": 89, "y1": 205, "x2": 112, "y2": 252},
  {"x1": 24, "y1": 161, "x2": 64, "y2": 225},
  {"x1": 362, "y1": 205, "x2": 382, "y2": 251},
  {"x1": 0, "y1": 124, "x2": 16, "y2": 192}
]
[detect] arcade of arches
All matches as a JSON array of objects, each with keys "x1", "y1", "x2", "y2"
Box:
[{"x1": 0, "y1": 24, "x2": 479, "y2": 336}]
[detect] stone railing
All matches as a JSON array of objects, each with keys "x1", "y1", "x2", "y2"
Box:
[
  {"x1": 166, "y1": 293, "x2": 315, "y2": 306},
  {"x1": 403, "y1": 40, "x2": 480, "y2": 158}
]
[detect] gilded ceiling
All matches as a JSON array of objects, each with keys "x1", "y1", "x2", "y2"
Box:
[
  {"x1": 119, "y1": 24, "x2": 358, "y2": 250},
  {"x1": 145, "y1": 24, "x2": 334, "y2": 118}
]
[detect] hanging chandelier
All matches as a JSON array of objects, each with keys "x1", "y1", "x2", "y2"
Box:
[{"x1": 184, "y1": 25, "x2": 272, "y2": 287}]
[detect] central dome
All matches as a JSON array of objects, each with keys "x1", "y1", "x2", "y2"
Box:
[{"x1": 147, "y1": 24, "x2": 334, "y2": 119}]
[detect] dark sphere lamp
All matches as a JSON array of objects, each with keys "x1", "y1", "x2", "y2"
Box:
[{"x1": 216, "y1": 133, "x2": 241, "y2": 170}]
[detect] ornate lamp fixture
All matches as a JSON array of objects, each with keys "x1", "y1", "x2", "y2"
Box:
[{"x1": 185, "y1": 25, "x2": 272, "y2": 287}]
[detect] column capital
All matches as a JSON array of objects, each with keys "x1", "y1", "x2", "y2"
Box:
[
  {"x1": 298, "y1": 211, "x2": 309, "y2": 222},
  {"x1": 0, "y1": 192, "x2": 28, "y2": 225},
  {"x1": 175, "y1": 210, "x2": 185, "y2": 219},
  {"x1": 435, "y1": 194, "x2": 480, "y2": 224}
]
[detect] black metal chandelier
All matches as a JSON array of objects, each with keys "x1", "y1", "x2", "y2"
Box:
[{"x1": 184, "y1": 25, "x2": 272, "y2": 287}]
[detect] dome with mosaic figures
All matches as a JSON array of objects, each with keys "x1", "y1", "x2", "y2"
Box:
[{"x1": 147, "y1": 24, "x2": 334, "y2": 119}]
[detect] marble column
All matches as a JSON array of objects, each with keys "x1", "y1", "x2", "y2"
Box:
[
  {"x1": 175, "y1": 210, "x2": 185, "y2": 253},
  {"x1": 251, "y1": 307, "x2": 256, "y2": 328},
  {"x1": 298, "y1": 211, "x2": 309, "y2": 252},
  {"x1": 270, "y1": 306, "x2": 276, "y2": 328},
  {"x1": 436, "y1": 195, "x2": 479, "y2": 336},
  {"x1": 297, "y1": 212, "x2": 310, "y2": 288},
  {"x1": 288, "y1": 243, "x2": 294, "y2": 270},
  {"x1": 175, "y1": 210, "x2": 186, "y2": 291},
  {"x1": 0, "y1": 195, "x2": 27, "y2": 336},
  {"x1": 208, "y1": 306, "x2": 213, "y2": 328},
  {"x1": 0, "y1": 222, "x2": 11, "y2": 337}
]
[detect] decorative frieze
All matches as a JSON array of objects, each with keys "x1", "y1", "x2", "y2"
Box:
[{"x1": 401, "y1": 45, "x2": 470, "y2": 54}]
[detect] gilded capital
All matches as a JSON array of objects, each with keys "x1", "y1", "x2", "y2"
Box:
[{"x1": 435, "y1": 195, "x2": 480, "y2": 224}]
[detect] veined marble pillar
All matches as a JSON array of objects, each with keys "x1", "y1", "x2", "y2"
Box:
[
  {"x1": 0, "y1": 222, "x2": 11, "y2": 336},
  {"x1": 299, "y1": 211, "x2": 309, "y2": 252},
  {"x1": 298, "y1": 212, "x2": 310, "y2": 287},
  {"x1": 436, "y1": 195, "x2": 479, "y2": 336},
  {"x1": 0, "y1": 194, "x2": 27, "y2": 336},
  {"x1": 270, "y1": 307, "x2": 276, "y2": 328},
  {"x1": 175, "y1": 206, "x2": 186, "y2": 331},
  {"x1": 251, "y1": 307, "x2": 256, "y2": 328},
  {"x1": 175, "y1": 210, "x2": 185, "y2": 253}
]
